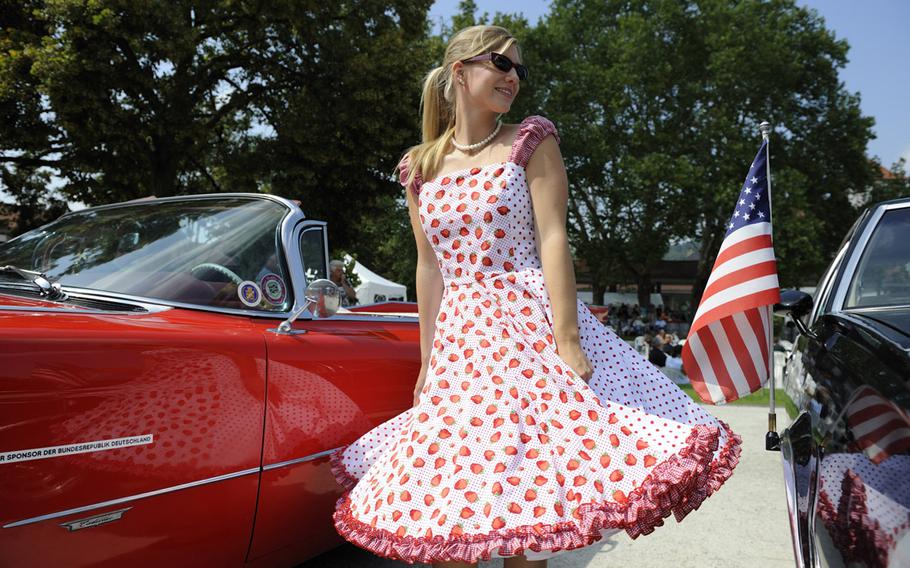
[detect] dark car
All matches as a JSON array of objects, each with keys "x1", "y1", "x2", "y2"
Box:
[{"x1": 775, "y1": 196, "x2": 910, "y2": 568}]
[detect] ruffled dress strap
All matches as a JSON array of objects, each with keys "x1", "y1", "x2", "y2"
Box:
[
  {"x1": 397, "y1": 152, "x2": 423, "y2": 195},
  {"x1": 508, "y1": 115, "x2": 560, "y2": 168}
]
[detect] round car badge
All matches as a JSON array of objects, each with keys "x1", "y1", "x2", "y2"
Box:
[
  {"x1": 259, "y1": 273, "x2": 287, "y2": 305},
  {"x1": 237, "y1": 281, "x2": 262, "y2": 307}
]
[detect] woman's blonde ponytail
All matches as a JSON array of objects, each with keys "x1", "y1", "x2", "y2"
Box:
[
  {"x1": 421, "y1": 66, "x2": 453, "y2": 144},
  {"x1": 400, "y1": 25, "x2": 518, "y2": 191}
]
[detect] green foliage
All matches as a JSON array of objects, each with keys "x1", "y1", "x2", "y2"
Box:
[
  {"x1": 867, "y1": 159, "x2": 910, "y2": 204},
  {"x1": 354, "y1": 191, "x2": 418, "y2": 296},
  {"x1": 0, "y1": 0, "x2": 889, "y2": 306},
  {"x1": 0, "y1": 0, "x2": 434, "y2": 260},
  {"x1": 523, "y1": 0, "x2": 876, "y2": 305},
  {"x1": 678, "y1": 384, "x2": 798, "y2": 417}
]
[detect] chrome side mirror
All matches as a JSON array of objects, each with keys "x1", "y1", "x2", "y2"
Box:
[{"x1": 273, "y1": 278, "x2": 341, "y2": 335}]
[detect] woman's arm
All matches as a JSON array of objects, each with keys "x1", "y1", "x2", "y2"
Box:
[
  {"x1": 526, "y1": 136, "x2": 594, "y2": 382},
  {"x1": 405, "y1": 177, "x2": 444, "y2": 373}
]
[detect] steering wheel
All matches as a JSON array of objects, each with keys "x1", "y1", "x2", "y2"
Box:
[{"x1": 190, "y1": 262, "x2": 245, "y2": 285}]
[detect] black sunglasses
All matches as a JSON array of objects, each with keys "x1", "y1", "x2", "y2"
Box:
[{"x1": 461, "y1": 52, "x2": 528, "y2": 81}]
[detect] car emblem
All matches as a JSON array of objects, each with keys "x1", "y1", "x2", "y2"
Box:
[{"x1": 60, "y1": 508, "x2": 131, "y2": 531}]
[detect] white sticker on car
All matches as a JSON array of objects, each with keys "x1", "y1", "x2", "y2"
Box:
[
  {"x1": 238, "y1": 280, "x2": 262, "y2": 307},
  {"x1": 0, "y1": 434, "x2": 154, "y2": 464}
]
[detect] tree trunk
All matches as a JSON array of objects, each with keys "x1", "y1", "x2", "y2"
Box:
[
  {"x1": 637, "y1": 273, "x2": 652, "y2": 309},
  {"x1": 592, "y1": 281, "x2": 605, "y2": 306}
]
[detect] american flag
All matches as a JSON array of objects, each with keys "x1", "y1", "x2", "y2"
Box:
[
  {"x1": 681, "y1": 140, "x2": 781, "y2": 404},
  {"x1": 845, "y1": 386, "x2": 910, "y2": 464}
]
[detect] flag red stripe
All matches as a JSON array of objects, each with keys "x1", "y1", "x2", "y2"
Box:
[
  {"x1": 848, "y1": 402, "x2": 910, "y2": 427},
  {"x1": 690, "y1": 289, "x2": 781, "y2": 335},
  {"x1": 700, "y1": 261, "x2": 779, "y2": 305},
  {"x1": 696, "y1": 327, "x2": 740, "y2": 403},
  {"x1": 713, "y1": 234, "x2": 773, "y2": 268},
  {"x1": 681, "y1": 347, "x2": 714, "y2": 404},
  {"x1": 745, "y1": 308, "x2": 769, "y2": 375},
  {"x1": 720, "y1": 316, "x2": 763, "y2": 393}
]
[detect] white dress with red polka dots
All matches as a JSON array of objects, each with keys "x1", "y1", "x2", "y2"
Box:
[{"x1": 330, "y1": 115, "x2": 742, "y2": 564}]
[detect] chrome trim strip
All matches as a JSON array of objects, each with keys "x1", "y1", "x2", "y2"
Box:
[
  {"x1": 2, "y1": 467, "x2": 260, "y2": 529},
  {"x1": 59, "y1": 287, "x2": 295, "y2": 319},
  {"x1": 332, "y1": 313, "x2": 419, "y2": 322},
  {"x1": 0, "y1": 306, "x2": 146, "y2": 315},
  {"x1": 844, "y1": 304, "x2": 910, "y2": 313},
  {"x1": 831, "y1": 201, "x2": 910, "y2": 314},
  {"x1": 58, "y1": 193, "x2": 300, "y2": 219},
  {"x1": 286, "y1": 220, "x2": 328, "y2": 319},
  {"x1": 0, "y1": 291, "x2": 170, "y2": 315},
  {"x1": 262, "y1": 446, "x2": 344, "y2": 471},
  {"x1": 3, "y1": 289, "x2": 418, "y2": 323},
  {"x1": 780, "y1": 447, "x2": 805, "y2": 567},
  {"x1": 808, "y1": 241, "x2": 849, "y2": 327}
]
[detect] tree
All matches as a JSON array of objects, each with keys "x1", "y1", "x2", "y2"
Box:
[
  {"x1": 248, "y1": 0, "x2": 433, "y2": 255},
  {"x1": 526, "y1": 0, "x2": 875, "y2": 307},
  {"x1": 0, "y1": 0, "x2": 434, "y2": 262},
  {"x1": 1, "y1": 1, "x2": 274, "y2": 203},
  {"x1": 866, "y1": 159, "x2": 910, "y2": 205}
]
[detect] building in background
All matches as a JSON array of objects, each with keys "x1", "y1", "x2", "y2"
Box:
[{"x1": 574, "y1": 240, "x2": 699, "y2": 316}]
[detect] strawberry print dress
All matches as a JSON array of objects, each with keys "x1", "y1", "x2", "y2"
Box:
[{"x1": 330, "y1": 115, "x2": 742, "y2": 564}]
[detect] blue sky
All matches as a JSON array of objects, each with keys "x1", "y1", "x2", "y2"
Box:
[{"x1": 429, "y1": 0, "x2": 910, "y2": 169}]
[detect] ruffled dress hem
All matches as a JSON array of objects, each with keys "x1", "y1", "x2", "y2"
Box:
[{"x1": 329, "y1": 420, "x2": 742, "y2": 564}]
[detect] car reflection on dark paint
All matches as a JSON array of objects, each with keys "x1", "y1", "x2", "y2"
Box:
[{"x1": 776, "y1": 197, "x2": 910, "y2": 568}]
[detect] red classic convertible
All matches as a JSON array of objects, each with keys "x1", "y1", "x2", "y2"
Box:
[{"x1": 0, "y1": 194, "x2": 420, "y2": 567}]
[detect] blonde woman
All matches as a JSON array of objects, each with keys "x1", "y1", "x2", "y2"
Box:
[{"x1": 331, "y1": 25, "x2": 742, "y2": 567}]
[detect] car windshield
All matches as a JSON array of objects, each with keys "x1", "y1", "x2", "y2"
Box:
[
  {"x1": 0, "y1": 197, "x2": 293, "y2": 312},
  {"x1": 845, "y1": 206, "x2": 910, "y2": 309}
]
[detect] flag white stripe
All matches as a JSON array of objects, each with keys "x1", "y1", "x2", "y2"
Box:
[
  {"x1": 733, "y1": 311, "x2": 768, "y2": 383},
  {"x1": 685, "y1": 332, "x2": 727, "y2": 404},
  {"x1": 703, "y1": 247, "x2": 777, "y2": 291},
  {"x1": 707, "y1": 321, "x2": 753, "y2": 398},
  {"x1": 716, "y1": 222, "x2": 772, "y2": 257},
  {"x1": 847, "y1": 392, "x2": 886, "y2": 414},
  {"x1": 692, "y1": 274, "x2": 780, "y2": 327},
  {"x1": 852, "y1": 411, "x2": 907, "y2": 438}
]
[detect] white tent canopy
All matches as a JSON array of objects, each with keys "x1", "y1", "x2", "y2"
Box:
[
  {"x1": 343, "y1": 253, "x2": 408, "y2": 304},
  {"x1": 577, "y1": 291, "x2": 664, "y2": 307}
]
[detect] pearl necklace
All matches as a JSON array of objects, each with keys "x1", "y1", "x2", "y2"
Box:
[{"x1": 451, "y1": 120, "x2": 502, "y2": 152}]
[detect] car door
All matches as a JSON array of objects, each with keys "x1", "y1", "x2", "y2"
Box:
[
  {"x1": 0, "y1": 306, "x2": 267, "y2": 568},
  {"x1": 245, "y1": 222, "x2": 421, "y2": 566},
  {"x1": 809, "y1": 204, "x2": 910, "y2": 568},
  {"x1": 778, "y1": 212, "x2": 862, "y2": 567}
]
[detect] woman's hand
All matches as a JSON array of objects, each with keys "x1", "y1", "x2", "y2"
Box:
[
  {"x1": 412, "y1": 365, "x2": 429, "y2": 407},
  {"x1": 556, "y1": 341, "x2": 595, "y2": 383}
]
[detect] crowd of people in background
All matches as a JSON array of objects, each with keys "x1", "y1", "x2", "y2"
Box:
[
  {"x1": 593, "y1": 303, "x2": 690, "y2": 380},
  {"x1": 594, "y1": 303, "x2": 689, "y2": 338}
]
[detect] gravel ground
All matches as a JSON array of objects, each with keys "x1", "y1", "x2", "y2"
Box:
[{"x1": 301, "y1": 405, "x2": 794, "y2": 568}]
